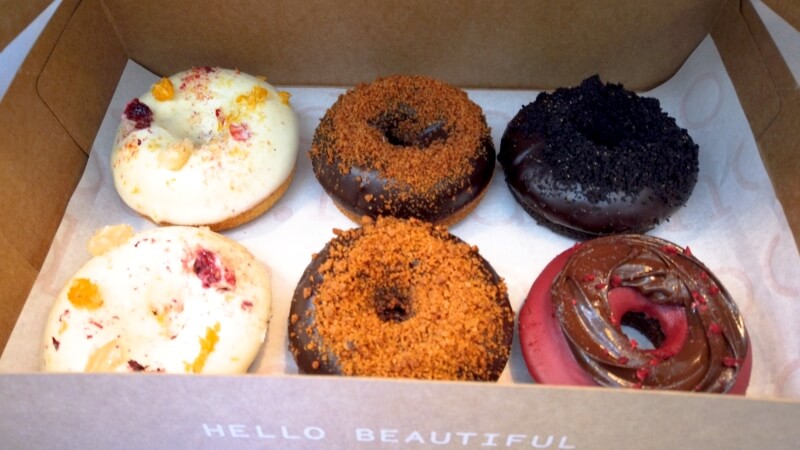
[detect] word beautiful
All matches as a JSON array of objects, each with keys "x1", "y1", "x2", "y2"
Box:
[
  {"x1": 356, "y1": 428, "x2": 576, "y2": 448},
  {"x1": 202, "y1": 424, "x2": 577, "y2": 448}
]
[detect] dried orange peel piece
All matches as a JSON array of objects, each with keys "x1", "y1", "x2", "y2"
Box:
[
  {"x1": 152, "y1": 77, "x2": 174, "y2": 101},
  {"x1": 67, "y1": 278, "x2": 104, "y2": 310}
]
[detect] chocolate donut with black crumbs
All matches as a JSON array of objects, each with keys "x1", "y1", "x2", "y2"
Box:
[
  {"x1": 289, "y1": 216, "x2": 514, "y2": 380},
  {"x1": 498, "y1": 75, "x2": 699, "y2": 238},
  {"x1": 310, "y1": 75, "x2": 496, "y2": 226}
]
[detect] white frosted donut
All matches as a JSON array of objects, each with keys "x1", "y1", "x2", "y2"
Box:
[
  {"x1": 42, "y1": 225, "x2": 271, "y2": 374},
  {"x1": 111, "y1": 67, "x2": 298, "y2": 230}
]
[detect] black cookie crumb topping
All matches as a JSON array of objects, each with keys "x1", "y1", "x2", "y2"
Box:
[
  {"x1": 498, "y1": 75, "x2": 699, "y2": 238},
  {"x1": 507, "y1": 75, "x2": 697, "y2": 204}
]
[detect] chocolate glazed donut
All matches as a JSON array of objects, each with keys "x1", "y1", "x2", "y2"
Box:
[
  {"x1": 288, "y1": 217, "x2": 514, "y2": 380},
  {"x1": 310, "y1": 75, "x2": 496, "y2": 226},
  {"x1": 498, "y1": 75, "x2": 699, "y2": 239},
  {"x1": 551, "y1": 235, "x2": 749, "y2": 392}
]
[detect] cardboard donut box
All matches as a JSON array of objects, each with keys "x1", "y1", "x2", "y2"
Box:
[{"x1": 2, "y1": 0, "x2": 800, "y2": 447}]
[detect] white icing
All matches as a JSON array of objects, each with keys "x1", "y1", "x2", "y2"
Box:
[
  {"x1": 111, "y1": 68, "x2": 298, "y2": 226},
  {"x1": 42, "y1": 226, "x2": 271, "y2": 374}
]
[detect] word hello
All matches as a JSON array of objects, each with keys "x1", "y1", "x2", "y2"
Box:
[
  {"x1": 202, "y1": 424, "x2": 576, "y2": 448},
  {"x1": 202, "y1": 424, "x2": 325, "y2": 441}
]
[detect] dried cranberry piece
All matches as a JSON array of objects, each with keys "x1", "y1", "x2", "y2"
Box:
[
  {"x1": 722, "y1": 356, "x2": 740, "y2": 368},
  {"x1": 128, "y1": 360, "x2": 147, "y2": 371},
  {"x1": 230, "y1": 123, "x2": 251, "y2": 141},
  {"x1": 193, "y1": 249, "x2": 221, "y2": 288},
  {"x1": 124, "y1": 98, "x2": 153, "y2": 129}
]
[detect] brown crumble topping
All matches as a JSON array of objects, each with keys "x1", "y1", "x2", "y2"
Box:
[
  {"x1": 310, "y1": 75, "x2": 491, "y2": 198},
  {"x1": 291, "y1": 217, "x2": 513, "y2": 380}
]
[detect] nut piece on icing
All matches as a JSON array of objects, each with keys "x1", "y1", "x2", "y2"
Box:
[
  {"x1": 279, "y1": 91, "x2": 291, "y2": 105},
  {"x1": 88, "y1": 224, "x2": 135, "y2": 256},
  {"x1": 236, "y1": 85, "x2": 269, "y2": 110},
  {"x1": 85, "y1": 338, "x2": 128, "y2": 372},
  {"x1": 158, "y1": 138, "x2": 193, "y2": 170}
]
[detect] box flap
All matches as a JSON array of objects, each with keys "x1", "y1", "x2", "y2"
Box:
[
  {"x1": 99, "y1": 0, "x2": 724, "y2": 91},
  {"x1": 37, "y1": 0, "x2": 725, "y2": 154},
  {"x1": 0, "y1": 0, "x2": 51, "y2": 51},
  {"x1": 712, "y1": 0, "x2": 782, "y2": 138},
  {"x1": 711, "y1": 1, "x2": 800, "y2": 242},
  {"x1": 0, "y1": 0, "x2": 89, "y2": 353},
  {"x1": 739, "y1": 0, "x2": 800, "y2": 241},
  {"x1": 37, "y1": 0, "x2": 128, "y2": 153},
  {"x1": 0, "y1": 236, "x2": 37, "y2": 355},
  {"x1": 1, "y1": 374, "x2": 799, "y2": 448},
  {"x1": 763, "y1": 0, "x2": 800, "y2": 31}
]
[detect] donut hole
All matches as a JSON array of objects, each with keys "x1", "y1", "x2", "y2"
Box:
[
  {"x1": 574, "y1": 111, "x2": 627, "y2": 148},
  {"x1": 620, "y1": 311, "x2": 665, "y2": 350},
  {"x1": 608, "y1": 287, "x2": 688, "y2": 357},
  {"x1": 374, "y1": 286, "x2": 413, "y2": 322},
  {"x1": 369, "y1": 104, "x2": 448, "y2": 148}
]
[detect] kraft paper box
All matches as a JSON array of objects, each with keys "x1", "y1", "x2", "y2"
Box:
[{"x1": 1, "y1": 0, "x2": 800, "y2": 448}]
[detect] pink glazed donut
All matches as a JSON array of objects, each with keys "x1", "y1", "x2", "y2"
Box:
[{"x1": 519, "y1": 234, "x2": 751, "y2": 393}]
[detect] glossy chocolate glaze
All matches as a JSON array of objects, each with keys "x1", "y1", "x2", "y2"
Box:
[
  {"x1": 288, "y1": 242, "x2": 343, "y2": 375},
  {"x1": 312, "y1": 133, "x2": 495, "y2": 223},
  {"x1": 310, "y1": 75, "x2": 496, "y2": 225},
  {"x1": 498, "y1": 76, "x2": 698, "y2": 239},
  {"x1": 551, "y1": 235, "x2": 748, "y2": 392},
  {"x1": 288, "y1": 219, "x2": 514, "y2": 380}
]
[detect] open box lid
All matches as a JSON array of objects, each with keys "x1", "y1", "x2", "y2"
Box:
[
  {"x1": 0, "y1": 0, "x2": 51, "y2": 51},
  {"x1": 764, "y1": 0, "x2": 800, "y2": 31}
]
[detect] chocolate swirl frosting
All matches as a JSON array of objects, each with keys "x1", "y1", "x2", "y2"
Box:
[{"x1": 551, "y1": 235, "x2": 748, "y2": 392}]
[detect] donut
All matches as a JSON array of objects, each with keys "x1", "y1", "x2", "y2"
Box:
[
  {"x1": 309, "y1": 75, "x2": 495, "y2": 226},
  {"x1": 112, "y1": 67, "x2": 298, "y2": 231},
  {"x1": 288, "y1": 217, "x2": 514, "y2": 380},
  {"x1": 498, "y1": 75, "x2": 699, "y2": 238},
  {"x1": 42, "y1": 225, "x2": 271, "y2": 373},
  {"x1": 518, "y1": 234, "x2": 751, "y2": 393}
]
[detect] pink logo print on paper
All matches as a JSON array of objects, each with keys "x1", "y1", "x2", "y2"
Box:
[
  {"x1": 764, "y1": 233, "x2": 800, "y2": 298},
  {"x1": 714, "y1": 266, "x2": 755, "y2": 318},
  {"x1": 662, "y1": 174, "x2": 730, "y2": 233},
  {"x1": 471, "y1": 171, "x2": 524, "y2": 227},
  {"x1": 729, "y1": 139, "x2": 762, "y2": 192},
  {"x1": 776, "y1": 359, "x2": 800, "y2": 398},
  {"x1": 271, "y1": 205, "x2": 294, "y2": 223},
  {"x1": 680, "y1": 71, "x2": 724, "y2": 130}
]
